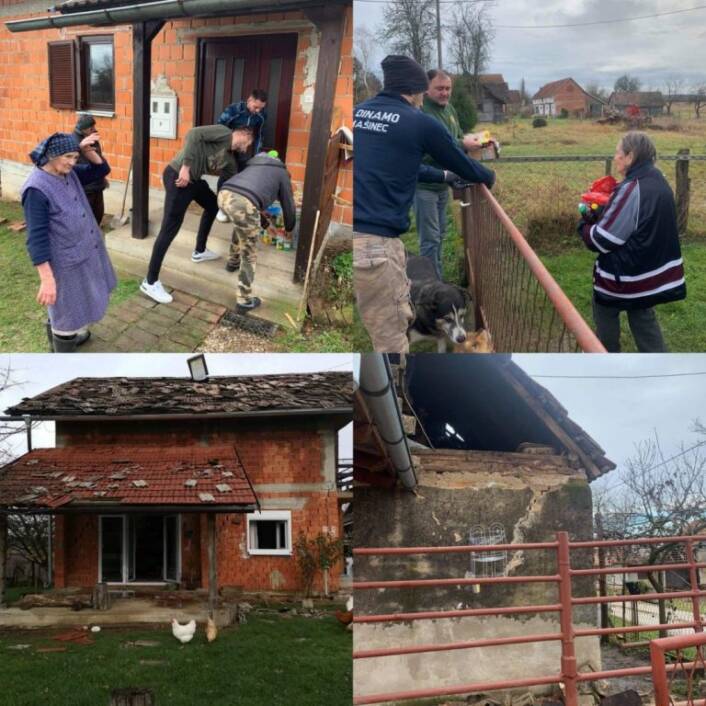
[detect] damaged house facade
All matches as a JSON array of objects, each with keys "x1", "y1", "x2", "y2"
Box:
[
  {"x1": 0, "y1": 371, "x2": 353, "y2": 602},
  {"x1": 353, "y1": 354, "x2": 615, "y2": 701},
  {"x1": 0, "y1": 0, "x2": 353, "y2": 284}
]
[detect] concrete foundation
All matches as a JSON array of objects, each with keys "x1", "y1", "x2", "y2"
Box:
[
  {"x1": 353, "y1": 449, "x2": 601, "y2": 701},
  {"x1": 0, "y1": 598, "x2": 236, "y2": 629}
]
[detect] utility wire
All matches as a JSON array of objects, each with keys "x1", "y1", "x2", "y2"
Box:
[{"x1": 522, "y1": 371, "x2": 706, "y2": 380}]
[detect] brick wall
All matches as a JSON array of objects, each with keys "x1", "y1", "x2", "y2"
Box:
[
  {"x1": 54, "y1": 514, "x2": 99, "y2": 588},
  {"x1": 53, "y1": 417, "x2": 344, "y2": 593},
  {"x1": 0, "y1": 4, "x2": 352, "y2": 226}
]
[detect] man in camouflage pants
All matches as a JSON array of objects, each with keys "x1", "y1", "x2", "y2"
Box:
[{"x1": 217, "y1": 151, "x2": 296, "y2": 312}]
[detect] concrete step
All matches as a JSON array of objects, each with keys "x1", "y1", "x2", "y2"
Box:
[{"x1": 106, "y1": 209, "x2": 303, "y2": 327}]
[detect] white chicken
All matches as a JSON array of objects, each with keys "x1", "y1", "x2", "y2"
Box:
[{"x1": 171, "y1": 618, "x2": 196, "y2": 644}]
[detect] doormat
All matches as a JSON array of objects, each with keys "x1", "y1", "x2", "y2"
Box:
[{"x1": 221, "y1": 310, "x2": 280, "y2": 338}]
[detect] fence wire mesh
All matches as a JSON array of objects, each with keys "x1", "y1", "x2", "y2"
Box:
[
  {"x1": 457, "y1": 184, "x2": 604, "y2": 352},
  {"x1": 489, "y1": 154, "x2": 706, "y2": 243}
]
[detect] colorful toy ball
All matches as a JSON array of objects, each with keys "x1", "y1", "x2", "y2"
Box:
[{"x1": 267, "y1": 150, "x2": 279, "y2": 158}]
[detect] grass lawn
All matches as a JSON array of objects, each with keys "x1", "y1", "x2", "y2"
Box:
[
  {"x1": 0, "y1": 199, "x2": 142, "y2": 353},
  {"x1": 0, "y1": 614, "x2": 351, "y2": 706},
  {"x1": 541, "y1": 239, "x2": 706, "y2": 352}
]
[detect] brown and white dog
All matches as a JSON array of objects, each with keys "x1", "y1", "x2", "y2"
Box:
[{"x1": 407, "y1": 255, "x2": 470, "y2": 353}]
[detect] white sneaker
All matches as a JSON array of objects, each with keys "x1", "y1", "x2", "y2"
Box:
[
  {"x1": 140, "y1": 278, "x2": 173, "y2": 304},
  {"x1": 216, "y1": 209, "x2": 229, "y2": 223},
  {"x1": 191, "y1": 248, "x2": 220, "y2": 263}
]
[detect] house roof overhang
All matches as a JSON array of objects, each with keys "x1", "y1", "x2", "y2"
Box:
[
  {"x1": 5, "y1": 0, "x2": 348, "y2": 32},
  {"x1": 0, "y1": 444, "x2": 260, "y2": 515}
]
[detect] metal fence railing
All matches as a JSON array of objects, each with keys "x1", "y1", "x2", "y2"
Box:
[
  {"x1": 353, "y1": 532, "x2": 706, "y2": 706},
  {"x1": 456, "y1": 183, "x2": 605, "y2": 352},
  {"x1": 606, "y1": 574, "x2": 704, "y2": 640},
  {"x1": 651, "y1": 633, "x2": 706, "y2": 706}
]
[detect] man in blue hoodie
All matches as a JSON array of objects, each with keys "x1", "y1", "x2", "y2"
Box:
[{"x1": 354, "y1": 55, "x2": 496, "y2": 353}]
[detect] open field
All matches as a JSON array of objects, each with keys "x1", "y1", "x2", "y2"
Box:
[
  {"x1": 0, "y1": 613, "x2": 352, "y2": 706},
  {"x1": 476, "y1": 116, "x2": 706, "y2": 243}
]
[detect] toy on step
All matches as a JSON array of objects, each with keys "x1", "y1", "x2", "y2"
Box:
[{"x1": 578, "y1": 175, "x2": 618, "y2": 224}]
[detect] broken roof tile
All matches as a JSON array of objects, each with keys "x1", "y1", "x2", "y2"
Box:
[
  {"x1": 0, "y1": 446, "x2": 257, "y2": 510},
  {"x1": 6, "y1": 373, "x2": 353, "y2": 418}
]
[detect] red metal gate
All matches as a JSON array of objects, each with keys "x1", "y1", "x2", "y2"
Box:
[{"x1": 353, "y1": 531, "x2": 706, "y2": 705}]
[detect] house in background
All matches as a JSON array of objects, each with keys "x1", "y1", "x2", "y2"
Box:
[
  {"x1": 0, "y1": 0, "x2": 353, "y2": 290},
  {"x1": 506, "y1": 88, "x2": 522, "y2": 116},
  {"x1": 354, "y1": 354, "x2": 616, "y2": 702},
  {"x1": 476, "y1": 74, "x2": 510, "y2": 123},
  {"x1": 532, "y1": 77, "x2": 605, "y2": 118},
  {"x1": 0, "y1": 370, "x2": 353, "y2": 613},
  {"x1": 609, "y1": 91, "x2": 665, "y2": 117}
]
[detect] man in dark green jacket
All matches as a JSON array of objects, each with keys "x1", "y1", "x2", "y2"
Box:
[
  {"x1": 415, "y1": 69, "x2": 482, "y2": 278},
  {"x1": 140, "y1": 125, "x2": 253, "y2": 304}
]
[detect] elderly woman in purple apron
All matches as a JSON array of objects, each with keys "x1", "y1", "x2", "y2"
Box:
[{"x1": 21, "y1": 132, "x2": 116, "y2": 352}]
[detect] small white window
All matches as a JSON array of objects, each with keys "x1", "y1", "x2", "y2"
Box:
[{"x1": 247, "y1": 511, "x2": 292, "y2": 556}]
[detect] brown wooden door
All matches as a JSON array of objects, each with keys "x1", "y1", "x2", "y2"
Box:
[{"x1": 197, "y1": 34, "x2": 298, "y2": 159}]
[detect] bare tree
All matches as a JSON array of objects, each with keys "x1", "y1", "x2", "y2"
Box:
[
  {"x1": 354, "y1": 24, "x2": 379, "y2": 102},
  {"x1": 447, "y1": 4, "x2": 494, "y2": 100},
  {"x1": 598, "y1": 428, "x2": 706, "y2": 633},
  {"x1": 585, "y1": 82, "x2": 609, "y2": 101},
  {"x1": 7, "y1": 515, "x2": 48, "y2": 589},
  {"x1": 614, "y1": 74, "x2": 642, "y2": 93},
  {"x1": 664, "y1": 77, "x2": 685, "y2": 115},
  {"x1": 691, "y1": 83, "x2": 706, "y2": 119},
  {"x1": 378, "y1": 0, "x2": 436, "y2": 68}
]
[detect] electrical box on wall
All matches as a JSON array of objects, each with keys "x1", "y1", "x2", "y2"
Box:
[{"x1": 150, "y1": 75, "x2": 177, "y2": 140}]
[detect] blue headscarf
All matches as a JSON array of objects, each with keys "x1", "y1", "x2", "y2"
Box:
[{"x1": 29, "y1": 132, "x2": 80, "y2": 167}]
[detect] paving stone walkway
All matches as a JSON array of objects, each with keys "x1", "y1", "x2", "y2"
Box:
[{"x1": 82, "y1": 289, "x2": 227, "y2": 352}]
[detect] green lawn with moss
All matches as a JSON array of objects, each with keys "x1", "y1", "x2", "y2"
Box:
[{"x1": 0, "y1": 613, "x2": 351, "y2": 706}]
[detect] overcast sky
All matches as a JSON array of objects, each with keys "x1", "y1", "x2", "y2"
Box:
[
  {"x1": 512, "y1": 353, "x2": 706, "y2": 495},
  {"x1": 0, "y1": 353, "x2": 355, "y2": 460},
  {"x1": 355, "y1": 0, "x2": 706, "y2": 95}
]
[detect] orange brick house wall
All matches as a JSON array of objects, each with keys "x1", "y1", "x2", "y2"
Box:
[
  {"x1": 52, "y1": 417, "x2": 344, "y2": 594},
  {"x1": 0, "y1": 4, "x2": 352, "y2": 226}
]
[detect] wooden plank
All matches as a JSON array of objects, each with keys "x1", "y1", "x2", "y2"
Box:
[
  {"x1": 207, "y1": 513, "x2": 217, "y2": 618},
  {"x1": 675, "y1": 148, "x2": 690, "y2": 236},
  {"x1": 0, "y1": 514, "x2": 6, "y2": 607},
  {"x1": 131, "y1": 20, "x2": 164, "y2": 239},
  {"x1": 294, "y1": 5, "x2": 346, "y2": 282}
]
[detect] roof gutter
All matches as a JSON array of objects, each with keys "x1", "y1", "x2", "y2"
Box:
[
  {"x1": 5, "y1": 0, "x2": 343, "y2": 32},
  {"x1": 358, "y1": 353, "x2": 416, "y2": 490},
  {"x1": 4, "y1": 407, "x2": 352, "y2": 422},
  {"x1": 0, "y1": 503, "x2": 259, "y2": 515}
]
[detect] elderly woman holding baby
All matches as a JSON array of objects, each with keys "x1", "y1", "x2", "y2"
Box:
[{"x1": 21, "y1": 131, "x2": 116, "y2": 352}]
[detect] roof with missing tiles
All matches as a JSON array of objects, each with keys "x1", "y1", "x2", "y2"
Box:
[
  {"x1": 6, "y1": 372, "x2": 353, "y2": 418},
  {"x1": 0, "y1": 445, "x2": 257, "y2": 511}
]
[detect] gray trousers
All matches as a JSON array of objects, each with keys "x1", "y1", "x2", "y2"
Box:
[
  {"x1": 592, "y1": 297, "x2": 667, "y2": 353},
  {"x1": 414, "y1": 187, "x2": 449, "y2": 279}
]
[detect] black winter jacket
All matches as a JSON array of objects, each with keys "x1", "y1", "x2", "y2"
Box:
[{"x1": 580, "y1": 161, "x2": 686, "y2": 309}]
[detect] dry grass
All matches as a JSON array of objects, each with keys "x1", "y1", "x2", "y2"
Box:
[{"x1": 475, "y1": 117, "x2": 706, "y2": 242}]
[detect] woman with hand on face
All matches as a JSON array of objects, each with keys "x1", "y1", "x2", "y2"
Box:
[
  {"x1": 578, "y1": 131, "x2": 686, "y2": 352},
  {"x1": 21, "y1": 131, "x2": 116, "y2": 352}
]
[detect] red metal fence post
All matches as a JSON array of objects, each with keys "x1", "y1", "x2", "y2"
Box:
[
  {"x1": 685, "y1": 538, "x2": 704, "y2": 633},
  {"x1": 558, "y1": 531, "x2": 579, "y2": 706},
  {"x1": 649, "y1": 640, "x2": 669, "y2": 706}
]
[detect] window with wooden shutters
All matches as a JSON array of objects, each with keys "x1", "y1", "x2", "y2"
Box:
[{"x1": 48, "y1": 41, "x2": 76, "y2": 110}]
